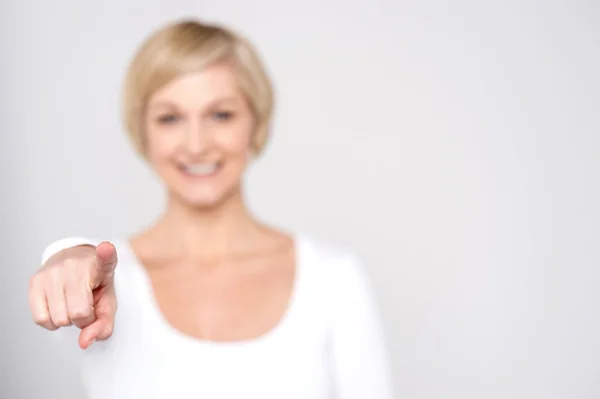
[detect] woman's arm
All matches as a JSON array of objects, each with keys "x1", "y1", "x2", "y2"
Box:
[
  {"x1": 35, "y1": 237, "x2": 117, "y2": 349},
  {"x1": 327, "y1": 254, "x2": 395, "y2": 399}
]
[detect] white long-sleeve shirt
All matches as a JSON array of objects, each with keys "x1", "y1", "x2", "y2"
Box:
[{"x1": 41, "y1": 234, "x2": 395, "y2": 399}]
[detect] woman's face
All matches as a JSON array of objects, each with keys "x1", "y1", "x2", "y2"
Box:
[{"x1": 144, "y1": 63, "x2": 255, "y2": 209}]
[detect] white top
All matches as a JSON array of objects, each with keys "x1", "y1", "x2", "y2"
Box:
[{"x1": 41, "y1": 235, "x2": 395, "y2": 399}]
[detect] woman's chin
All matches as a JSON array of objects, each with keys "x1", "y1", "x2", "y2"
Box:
[
  {"x1": 166, "y1": 177, "x2": 242, "y2": 210},
  {"x1": 172, "y1": 188, "x2": 235, "y2": 210},
  {"x1": 180, "y1": 195, "x2": 223, "y2": 210}
]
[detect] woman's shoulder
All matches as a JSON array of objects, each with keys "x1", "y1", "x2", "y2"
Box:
[
  {"x1": 295, "y1": 233, "x2": 380, "y2": 320},
  {"x1": 296, "y1": 233, "x2": 367, "y2": 284}
]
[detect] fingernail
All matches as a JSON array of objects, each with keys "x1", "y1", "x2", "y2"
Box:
[{"x1": 88, "y1": 339, "x2": 96, "y2": 348}]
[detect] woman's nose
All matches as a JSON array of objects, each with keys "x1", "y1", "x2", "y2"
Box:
[{"x1": 184, "y1": 121, "x2": 210, "y2": 154}]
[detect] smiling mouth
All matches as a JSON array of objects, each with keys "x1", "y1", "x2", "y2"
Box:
[{"x1": 179, "y1": 162, "x2": 222, "y2": 178}]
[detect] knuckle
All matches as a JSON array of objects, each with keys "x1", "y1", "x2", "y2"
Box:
[
  {"x1": 53, "y1": 317, "x2": 71, "y2": 327},
  {"x1": 47, "y1": 265, "x2": 65, "y2": 282},
  {"x1": 49, "y1": 309, "x2": 70, "y2": 327},
  {"x1": 103, "y1": 323, "x2": 114, "y2": 339},
  {"x1": 34, "y1": 317, "x2": 58, "y2": 331},
  {"x1": 28, "y1": 273, "x2": 44, "y2": 291},
  {"x1": 32, "y1": 313, "x2": 50, "y2": 326},
  {"x1": 69, "y1": 307, "x2": 92, "y2": 320},
  {"x1": 63, "y1": 257, "x2": 80, "y2": 273}
]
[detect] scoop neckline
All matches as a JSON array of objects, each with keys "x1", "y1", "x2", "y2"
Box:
[{"x1": 119, "y1": 233, "x2": 307, "y2": 349}]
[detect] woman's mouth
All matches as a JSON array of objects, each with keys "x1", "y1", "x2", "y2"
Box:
[{"x1": 179, "y1": 162, "x2": 221, "y2": 178}]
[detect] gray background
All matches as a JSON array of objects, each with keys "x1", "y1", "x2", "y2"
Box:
[{"x1": 1, "y1": 0, "x2": 599, "y2": 398}]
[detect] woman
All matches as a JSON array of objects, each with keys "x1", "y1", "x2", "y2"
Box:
[{"x1": 29, "y1": 19, "x2": 394, "y2": 399}]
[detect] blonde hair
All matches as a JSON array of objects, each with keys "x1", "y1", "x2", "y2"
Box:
[{"x1": 122, "y1": 19, "x2": 274, "y2": 155}]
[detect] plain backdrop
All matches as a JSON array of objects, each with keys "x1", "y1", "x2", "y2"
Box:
[{"x1": 1, "y1": 1, "x2": 599, "y2": 398}]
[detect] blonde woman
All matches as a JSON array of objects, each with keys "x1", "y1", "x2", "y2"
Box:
[{"x1": 28, "y1": 19, "x2": 394, "y2": 399}]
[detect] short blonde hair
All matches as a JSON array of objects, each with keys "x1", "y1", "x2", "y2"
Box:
[{"x1": 122, "y1": 19, "x2": 274, "y2": 155}]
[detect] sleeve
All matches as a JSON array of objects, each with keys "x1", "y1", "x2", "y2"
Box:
[
  {"x1": 327, "y1": 253, "x2": 395, "y2": 399},
  {"x1": 41, "y1": 237, "x2": 100, "y2": 265}
]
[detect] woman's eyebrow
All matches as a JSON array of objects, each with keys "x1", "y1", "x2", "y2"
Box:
[{"x1": 148, "y1": 101, "x2": 178, "y2": 110}]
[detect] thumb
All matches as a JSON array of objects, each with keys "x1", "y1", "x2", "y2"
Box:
[
  {"x1": 78, "y1": 317, "x2": 114, "y2": 349},
  {"x1": 79, "y1": 282, "x2": 116, "y2": 349},
  {"x1": 92, "y1": 241, "x2": 118, "y2": 283}
]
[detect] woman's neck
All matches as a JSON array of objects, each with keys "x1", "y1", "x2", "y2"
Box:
[{"x1": 148, "y1": 188, "x2": 264, "y2": 260}]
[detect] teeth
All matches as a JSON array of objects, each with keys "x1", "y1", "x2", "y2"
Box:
[{"x1": 183, "y1": 163, "x2": 218, "y2": 176}]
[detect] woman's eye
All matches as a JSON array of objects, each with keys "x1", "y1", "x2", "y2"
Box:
[
  {"x1": 212, "y1": 111, "x2": 234, "y2": 122},
  {"x1": 158, "y1": 114, "x2": 180, "y2": 124}
]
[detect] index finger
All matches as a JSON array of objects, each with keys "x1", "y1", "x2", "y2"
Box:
[{"x1": 93, "y1": 241, "x2": 118, "y2": 280}]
